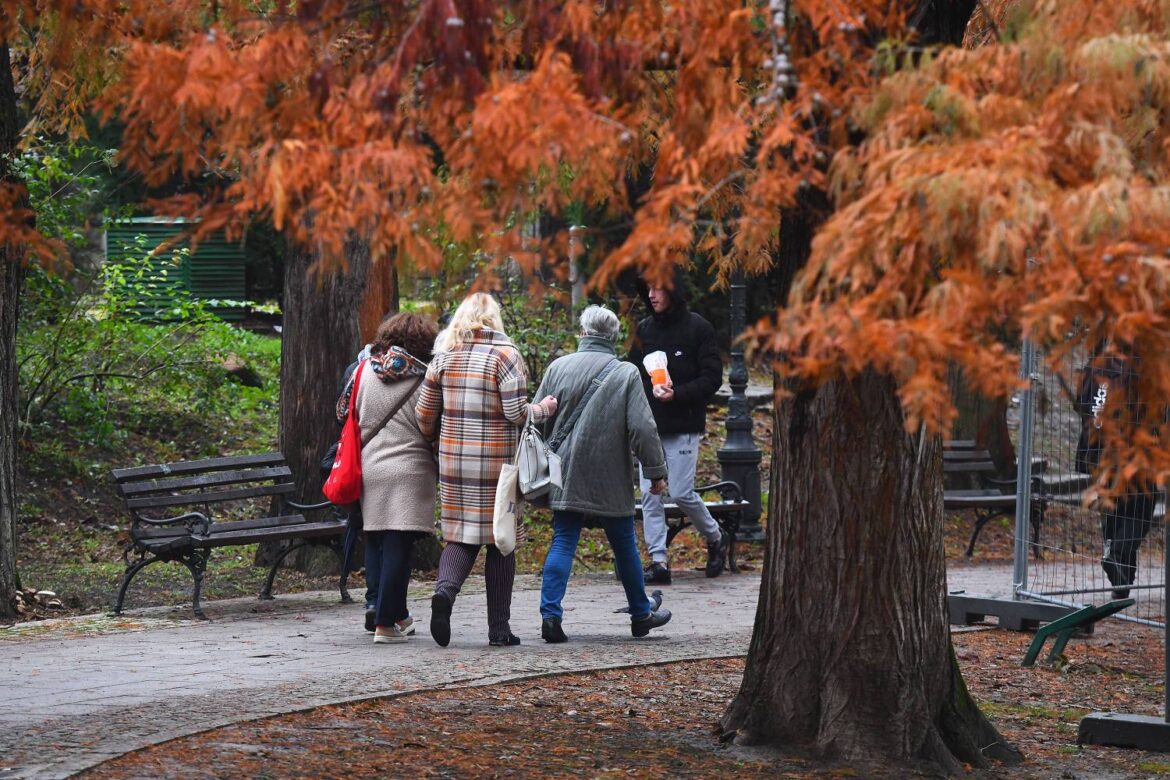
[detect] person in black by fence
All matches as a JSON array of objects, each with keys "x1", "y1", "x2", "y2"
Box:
[{"x1": 1074, "y1": 343, "x2": 1162, "y2": 600}]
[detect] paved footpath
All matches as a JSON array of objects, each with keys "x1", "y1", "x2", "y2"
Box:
[{"x1": 0, "y1": 564, "x2": 1014, "y2": 779}]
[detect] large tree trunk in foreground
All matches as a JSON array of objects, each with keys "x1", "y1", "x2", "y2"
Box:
[
  {"x1": 0, "y1": 40, "x2": 24, "y2": 619},
  {"x1": 719, "y1": 371, "x2": 1020, "y2": 772}
]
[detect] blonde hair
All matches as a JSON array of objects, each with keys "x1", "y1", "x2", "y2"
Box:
[{"x1": 434, "y1": 292, "x2": 506, "y2": 352}]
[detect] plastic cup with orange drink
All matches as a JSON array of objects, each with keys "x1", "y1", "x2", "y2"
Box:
[{"x1": 642, "y1": 351, "x2": 671, "y2": 390}]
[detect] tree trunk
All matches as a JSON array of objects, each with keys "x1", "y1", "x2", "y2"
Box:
[
  {"x1": 359, "y1": 259, "x2": 398, "y2": 343},
  {"x1": 719, "y1": 371, "x2": 1020, "y2": 771},
  {"x1": 257, "y1": 240, "x2": 372, "y2": 574},
  {"x1": 949, "y1": 366, "x2": 1016, "y2": 477},
  {"x1": 0, "y1": 40, "x2": 23, "y2": 618}
]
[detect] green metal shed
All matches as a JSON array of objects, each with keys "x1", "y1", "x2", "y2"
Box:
[{"x1": 104, "y1": 217, "x2": 247, "y2": 321}]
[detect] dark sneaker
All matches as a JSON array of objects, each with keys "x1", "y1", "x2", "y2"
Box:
[
  {"x1": 489, "y1": 632, "x2": 521, "y2": 647},
  {"x1": 430, "y1": 592, "x2": 452, "y2": 648},
  {"x1": 631, "y1": 608, "x2": 672, "y2": 638},
  {"x1": 541, "y1": 618, "x2": 568, "y2": 644},
  {"x1": 705, "y1": 530, "x2": 730, "y2": 578},
  {"x1": 1102, "y1": 549, "x2": 1134, "y2": 600},
  {"x1": 364, "y1": 607, "x2": 376, "y2": 633},
  {"x1": 1101, "y1": 548, "x2": 1124, "y2": 588},
  {"x1": 644, "y1": 562, "x2": 672, "y2": 585}
]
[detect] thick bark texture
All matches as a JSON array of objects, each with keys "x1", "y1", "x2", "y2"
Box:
[
  {"x1": 719, "y1": 372, "x2": 1019, "y2": 771},
  {"x1": 359, "y1": 260, "x2": 398, "y2": 344},
  {"x1": 0, "y1": 40, "x2": 23, "y2": 618},
  {"x1": 256, "y1": 242, "x2": 372, "y2": 573}
]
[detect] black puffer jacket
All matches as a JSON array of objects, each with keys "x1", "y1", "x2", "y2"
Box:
[{"x1": 626, "y1": 277, "x2": 723, "y2": 436}]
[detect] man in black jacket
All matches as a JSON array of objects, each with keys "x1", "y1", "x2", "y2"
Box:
[{"x1": 628, "y1": 277, "x2": 728, "y2": 583}]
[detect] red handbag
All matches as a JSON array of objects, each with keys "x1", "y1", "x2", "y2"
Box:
[{"x1": 322, "y1": 360, "x2": 366, "y2": 506}]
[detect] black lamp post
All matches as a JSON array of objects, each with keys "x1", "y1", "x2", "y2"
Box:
[{"x1": 717, "y1": 266, "x2": 765, "y2": 541}]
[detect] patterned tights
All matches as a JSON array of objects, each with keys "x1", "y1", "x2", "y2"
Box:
[{"x1": 434, "y1": 542, "x2": 515, "y2": 639}]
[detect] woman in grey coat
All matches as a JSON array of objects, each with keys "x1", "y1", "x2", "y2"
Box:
[
  {"x1": 532, "y1": 305, "x2": 673, "y2": 642},
  {"x1": 351, "y1": 313, "x2": 439, "y2": 644}
]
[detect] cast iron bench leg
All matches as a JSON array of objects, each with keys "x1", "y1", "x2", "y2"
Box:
[
  {"x1": 965, "y1": 508, "x2": 996, "y2": 558},
  {"x1": 1030, "y1": 499, "x2": 1045, "y2": 560},
  {"x1": 260, "y1": 539, "x2": 310, "y2": 601},
  {"x1": 114, "y1": 553, "x2": 160, "y2": 615},
  {"x1": 332, "y1": 535, "x2": 354, "y2": 604},
  {"x1": 181, "y1": 549, "x2": 210, "y2": 620}
]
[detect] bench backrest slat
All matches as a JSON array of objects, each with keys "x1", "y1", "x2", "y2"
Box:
[
  {"x1": 111, "y1": 453, "x2": 287, "y2": 483},
  {"x1": 942, "y1": 450, "x2": 993, "y2": 462},
  {"x1": 125, "y1": 482, "x2": 295, "y2": 511},
  {"x1": 117, "y1": 466, "x2": 294, "y2": 497}
]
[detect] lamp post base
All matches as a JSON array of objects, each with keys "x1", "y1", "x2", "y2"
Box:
[{"x1": 718, "y1": 445, "x2": 765, "y2": 542}]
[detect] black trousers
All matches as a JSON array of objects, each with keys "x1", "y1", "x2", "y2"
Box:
[
  {"x1": 1101, "y1": 488, "x2": 1159, "y2": 589},
  {"x1": 368, "y1": 530, "x2": 424, "y2": 629}
]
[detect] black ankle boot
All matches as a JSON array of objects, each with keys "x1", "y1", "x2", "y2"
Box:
[
  {"x1": 541, "y1": 618, "x2": 568, "y2": 643},
  {"x1": 489, "y1": 631, "x2": 521, "y2": 647},
  {"x1": 430, "y1": 592, "x2": 452, "y2": 647}
]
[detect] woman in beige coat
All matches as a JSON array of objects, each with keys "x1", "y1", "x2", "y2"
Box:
[{"x1": 350, "y1": 312, "x2": 439, "y2": 644}]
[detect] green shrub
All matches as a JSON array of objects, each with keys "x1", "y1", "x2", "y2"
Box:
[{"x1": 18, "y1": 259, "x2": 279, "y2": 446}]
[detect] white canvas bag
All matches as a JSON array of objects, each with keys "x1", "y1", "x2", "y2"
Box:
[{"x1": 493, "y1": 450, "x2": 522, "y2": 555}]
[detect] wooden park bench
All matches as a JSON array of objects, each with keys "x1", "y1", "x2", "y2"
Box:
[
  {"x1": 634, "y1": 480, "x2": 750, "y2": 573},
  {"x1": 943, "y1": 443, "x2": 1052, "y2": 558},
  {"x1": 111, "y1": 452, "x2": 351, "y2": 618}
]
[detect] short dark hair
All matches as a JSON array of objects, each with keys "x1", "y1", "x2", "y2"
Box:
[{"x1": 372, "y1": 312, "x2": 438, "y2": 362}]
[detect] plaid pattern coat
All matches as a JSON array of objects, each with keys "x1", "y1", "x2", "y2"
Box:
[{"x1": 415, "y1": 329, "x2": 548, "y2": 545}]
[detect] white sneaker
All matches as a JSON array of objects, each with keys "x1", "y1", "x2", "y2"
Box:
[
  {"x1": 373, "y1": 625, "x2": 407, "y2": 644},
  {"x1": 395, "y1": 616, "x2": 416, "y2": 636}
]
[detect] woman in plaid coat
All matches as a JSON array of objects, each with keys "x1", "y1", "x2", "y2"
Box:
[{"x1": 416, "y1": 293, "x2": 557, "y2": 647}]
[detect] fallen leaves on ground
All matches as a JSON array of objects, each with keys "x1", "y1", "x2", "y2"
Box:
[{"x1": 81, "y1": 623, "x2": 1166, "y2": 779}]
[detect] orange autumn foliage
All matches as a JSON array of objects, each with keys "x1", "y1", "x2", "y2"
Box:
[
  {"x1": 5, "y1": 0, "x2": 1170, "y2": 488},
  {"x1": 761, "y1": 0, "x2": 1170, "y2": 490}
]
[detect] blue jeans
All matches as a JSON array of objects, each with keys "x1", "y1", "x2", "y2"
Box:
[{"x1": 541, "y1": 512, "x2": 653, "y2": 621}]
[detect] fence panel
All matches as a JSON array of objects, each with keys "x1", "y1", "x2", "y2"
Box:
[{"x1": 1018, "y1": 343, "x2": 1166, "y2": 629}]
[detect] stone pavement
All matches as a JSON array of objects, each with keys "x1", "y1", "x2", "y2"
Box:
[{"x1": 0, "y1": 564, "x2": 1016, "y2": 779}]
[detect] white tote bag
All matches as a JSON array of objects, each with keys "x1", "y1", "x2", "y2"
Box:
[{"x1": 493, "y1": 457, "x2": 522, "y2": 556}]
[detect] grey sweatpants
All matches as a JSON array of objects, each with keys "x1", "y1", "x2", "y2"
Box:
[{"x1": 640, "y1": 432, "x2": 720, "y2": 564}]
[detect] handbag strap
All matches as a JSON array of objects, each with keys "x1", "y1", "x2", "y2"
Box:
[
  {"x1": 547, "y1": 358, "x2": 620, "y2": 452},
  {"x1": 358, "y1": 371, "x2": 425, "y2": 448}
]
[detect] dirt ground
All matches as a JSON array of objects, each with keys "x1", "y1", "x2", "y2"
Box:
[{"x1": 80, "y1": 625, "x2": 1167, "y2": 779}]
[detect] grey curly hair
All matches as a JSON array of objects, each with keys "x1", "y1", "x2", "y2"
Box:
[{"x1": 579, "y1": 305, "x2": 621, "y2": 342}]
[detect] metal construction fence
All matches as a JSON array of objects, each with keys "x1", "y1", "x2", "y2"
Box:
[{"x1": 1008, "y1": 341, "x2": 1167, "y2": 630}]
